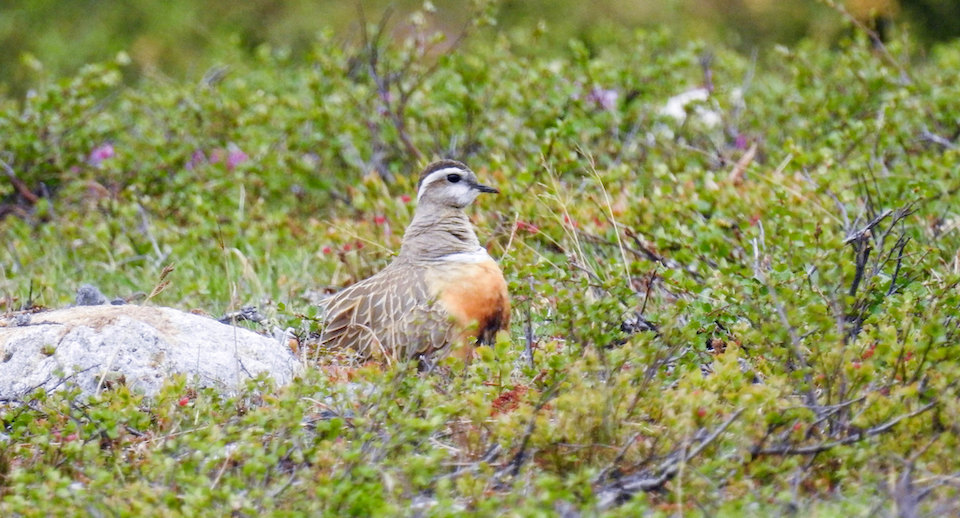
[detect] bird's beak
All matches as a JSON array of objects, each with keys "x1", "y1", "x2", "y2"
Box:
[{"x1": 472, "y1": 182, "x2": 499, "y2": 194}]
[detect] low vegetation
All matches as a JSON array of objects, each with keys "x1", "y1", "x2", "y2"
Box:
[{"x1": 1, "y1": 7, "x2": 959, "y2": 515}]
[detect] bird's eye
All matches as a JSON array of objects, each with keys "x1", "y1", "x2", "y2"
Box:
[{"x1": 447, "y1": 174, "x2": 462, "y2": 183}]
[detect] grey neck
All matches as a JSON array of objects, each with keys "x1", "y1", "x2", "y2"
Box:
[{"x1": 399, "y1": 201, "x2": 481, "y2": 260}]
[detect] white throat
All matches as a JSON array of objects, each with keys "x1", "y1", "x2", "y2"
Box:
[{"x1": 434, "y1": 246, "x2": 491, "y2": 263}]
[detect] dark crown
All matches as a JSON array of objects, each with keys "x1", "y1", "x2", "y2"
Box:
[{"x1": 417, "y1": 159, "x2": 470, "y2": 190}]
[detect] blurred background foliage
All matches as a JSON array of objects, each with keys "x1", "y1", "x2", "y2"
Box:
[{"x1": 2, "y1": 0, "x2": 958, "y2": 95}]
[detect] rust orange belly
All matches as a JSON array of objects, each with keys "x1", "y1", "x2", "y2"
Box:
[{"x1": 428, "y1": 259, "x2": 510, "y2": 343}]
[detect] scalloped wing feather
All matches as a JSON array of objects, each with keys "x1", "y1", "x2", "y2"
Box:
[{"x1": 319, "y1": 264, "x2": 458, "y2": 361}]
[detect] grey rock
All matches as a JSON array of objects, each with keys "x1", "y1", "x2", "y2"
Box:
[
  {"x1": 218, "y1": 305, "x2": 265, "y2": 325},
  {"x1": 12, "y1": 313, "x2": 31, "y2": 327},
  {"x1": 75, "y1": 284, "x2": 109, "y2": 306},
  {"x1": 0, "y1": 305, "x2": 301, "y2": 399}
]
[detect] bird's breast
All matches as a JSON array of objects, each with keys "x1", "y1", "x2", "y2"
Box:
[{"x1": 426, "y1": 258, "x2": 510, "y2": 342}]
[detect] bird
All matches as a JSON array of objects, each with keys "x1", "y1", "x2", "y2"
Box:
[{"x1": 319, "y1": 159, "x2": 510, "y2": 364}]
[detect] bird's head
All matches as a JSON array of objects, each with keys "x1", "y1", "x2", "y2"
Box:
[{"x1": 415, "y1": 160, "x2": 499, "y2": 209}]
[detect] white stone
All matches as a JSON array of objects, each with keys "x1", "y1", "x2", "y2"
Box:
[
  {"x1": 660, "y1": 87, "x2": 710, "y2": 121},
  {"x1": 0, "y1": 305, "x2": 301, "y2": 398},
  {"x1": 659, "y1": 87, "x2": 723, "y2": 128}
]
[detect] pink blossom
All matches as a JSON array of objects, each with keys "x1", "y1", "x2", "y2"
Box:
[
  {"x1": 186, "y1": 149, "x2": 206, "y2": 170},
  {"x1": 587, "y1": 87, "x2": 619, "y2": 111},
  {"x1": 226, "y1": 144, "x2": 248, "y2": 170},
  {"x1": 734, "y1": 134, "x2": 748, "y2": 150},
  {"x1": 88, "y1": 143, "x2": 115, "y2": 167}
]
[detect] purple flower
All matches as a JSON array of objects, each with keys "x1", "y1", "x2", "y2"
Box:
[
  {"x1": 735, "y1": 134, "x2": 748, "y2": 150},
  {"x1": 88, "y1": 143, "x2": 115, "y2": 167},
  {"x1": 587, "y1": 87, "x2": 619, "y2": 112},
  {"x1": 186, "y1": 149, "x2": 207, "y2": 170},
  {"x1": 226, "y1": 144, "x2": 248, "y2": 170}
]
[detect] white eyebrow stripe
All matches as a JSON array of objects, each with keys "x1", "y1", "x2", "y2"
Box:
[{"x1": 417, "y1": 167, "x2": 469, "y2": 202}]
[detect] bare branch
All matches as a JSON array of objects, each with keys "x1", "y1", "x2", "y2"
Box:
[
  {"x1": 919, "y1": 129, "x2": 957, "y2": 150},
  {"x1": 0, "y1": 156, "x2": 39, "y2": 204},
  {"x1": 523, "y1": 276, "x2": 535, "y2": 369},
  {"x1": 492, "y1": 375, "x2": 567, "y2": 484},
  {"x1": 752, "y1": 400, "x2": 937, "y2": 456},
  {"x1": 594, "y1": 409, "x2": 744, "y2": 510},
  {"x1": 843, "y1": 208, "x2": 892, "y2": 245},
  {"x1": 887, "y1": 236, "x2": 909, "y2": 296}
]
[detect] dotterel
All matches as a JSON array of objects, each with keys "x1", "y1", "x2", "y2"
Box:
[{"x1": 320, "y1": 159, "x2": 510, "y2": 363}]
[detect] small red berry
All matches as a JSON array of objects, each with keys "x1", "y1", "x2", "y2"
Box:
[
  {"x1": 178, "y1": 396, "x2": 190, "y2": 407},
  {"x1": 343, "y1": 243, "x2": 352, "y2": 252},
  {"x1": 374, "y1": 215, "x2": 387, "y2": 225},
  {"x1": 400, "y1": 194, "x2": 412, "y2": 203},
  {"x1": 322, "y1": 246, "x2": 332, "y2": 255}
]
